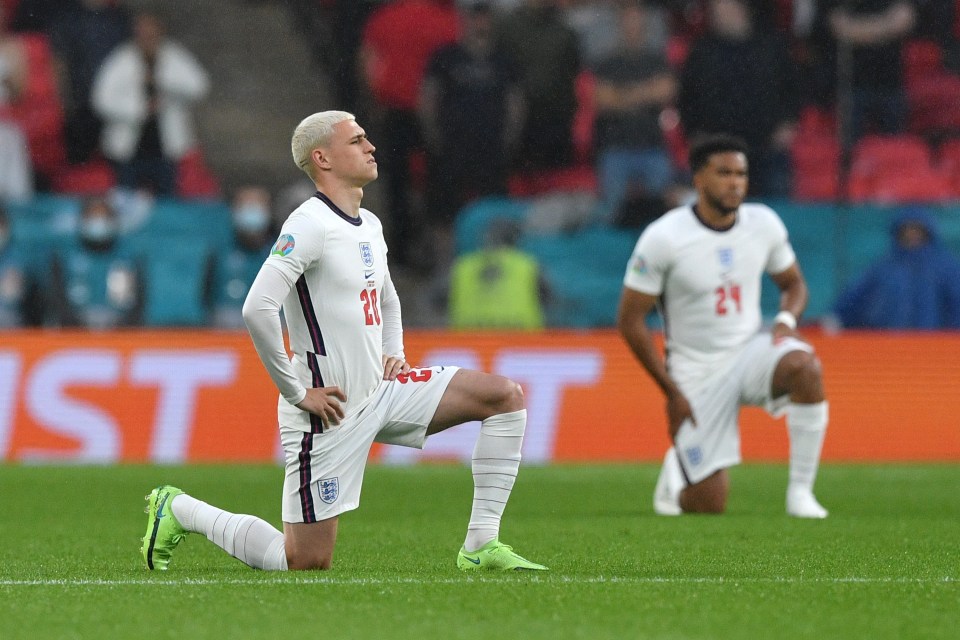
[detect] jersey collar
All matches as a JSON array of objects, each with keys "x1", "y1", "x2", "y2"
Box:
[
  {"x1": 314, "y1": 191, "x2": 363, "y2": 226},
  {"x1": 692, "y1": 204, "x2": 737, "y2": 232}
]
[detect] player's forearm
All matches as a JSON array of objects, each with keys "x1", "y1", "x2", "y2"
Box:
[
  {"x1": 620, "y1": 324, "x2": 680, "y2": 398},
  {"x1": 778, "y1": 279, "x2": 808, "y2": 321},
  {"x1": 380, "y1": 272, "x2": 404, "y2": 358},
  {"x1": 242, "y1": 266, "x2": 306, "y2": 406}
]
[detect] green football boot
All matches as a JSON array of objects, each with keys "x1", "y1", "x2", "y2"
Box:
[
  {"x1": 457, "y1": 539, "x2": 548, "y2": 571},
  {"x1": 141, "y1": 485, "x2": 188, "y2": 570}
]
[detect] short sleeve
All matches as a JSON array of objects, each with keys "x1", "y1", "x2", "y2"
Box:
[
  {"x1": 764, "y1": 211, "x2": 796, "y2": 275},
  {"x1": 623, "y1": 225, "x2": 670, "y2": 295}
]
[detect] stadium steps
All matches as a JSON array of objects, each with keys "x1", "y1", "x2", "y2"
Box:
[{"x1": 141, "y1": 0, "x2": 331, "y2": 192}]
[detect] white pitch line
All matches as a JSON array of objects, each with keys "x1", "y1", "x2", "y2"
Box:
[{"x1": 0, "y1": 576, "x2": 955, "y2": 587}]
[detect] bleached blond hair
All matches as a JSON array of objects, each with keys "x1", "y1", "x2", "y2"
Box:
[{"x1": 291, "y1": 110, "x2": 356, "y2": 177}]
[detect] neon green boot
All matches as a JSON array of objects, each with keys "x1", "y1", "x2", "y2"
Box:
[
  {"x1": 457, "y1": 539, "x2": 548, "y2": 571},
  {"x1": 142, "y1": 485, "x2": 188, "y2": 570}
]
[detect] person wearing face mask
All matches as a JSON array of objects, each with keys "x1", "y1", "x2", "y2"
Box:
[
  {"x1": 208, "y1": 186, "x2": 276, "y2": 329},
  {"x1": 49, "y1": 196, "x2": 143, "y2": 328},
  {"x1": 0, "y1": 206, "x2": 43, "y2": 327}
]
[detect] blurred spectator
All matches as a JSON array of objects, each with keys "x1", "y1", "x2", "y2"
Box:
[
  {"x1": 49, "y1": 196, "x2": 143, "y2": 328},
  {"x1": 824, "y1": 0, "x2": 916, "y2": 142},
  {"x1": 419, "y1": 1, "x2": 523, "y2": 271},
  {"x1": 208, "y1": 185, "x2": 274, "y2": 330},
  {"x1": 7, "y1": 0, "x2": 74, "y2": 32},
  {"x1": 563, "y1": 0, "x2": 620, "y2": 68},
  {"x1": 678, "y1": 0, "x2": 798, "y2": 197},
  {"x1": 495, "y1": 0, "x2": 581, "y2": 172},
  {"x1": 593, "y1": 1, "x2": 676, "y2": 219},
  {"x1": 834, "y1": 208, "x2": 960, "y2": 329},
  {"x1": 359, "y1": 0, "x2": 459, "y2": 268},
  {"x1": 48, "y1": 0, "x2": 131, "y2": 164},
  {"x1": 91, "y1": 10, "x2": 209, "y2": 196},
  {"x1": 0, "y1": 2, "x2": 34, "y2": 200},
  {"x1": 0, "y1": 205, "x2": 42, "y2": 326},
  {"x1": 447, "y1": 218, "x2": 548, "y2": 330}
]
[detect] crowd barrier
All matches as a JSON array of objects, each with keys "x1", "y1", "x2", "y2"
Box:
[{"x1": 1, "y1": 329, "x2": 957, "y2": 464}]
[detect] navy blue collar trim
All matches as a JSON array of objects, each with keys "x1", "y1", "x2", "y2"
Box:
[
  {"x1": 314, "y1": 191, "x2": 362, "y2": 226},
  {"x1": 692, "y1": 204, "x2": 736, "y2": 233}
]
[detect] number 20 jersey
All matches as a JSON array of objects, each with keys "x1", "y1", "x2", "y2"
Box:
[
  {"x1": 623, "y1": 203, "x2": 796, "y2": 376},
  {"x1": 265, "y1": 193, "x2": 394, "y2": 431}
]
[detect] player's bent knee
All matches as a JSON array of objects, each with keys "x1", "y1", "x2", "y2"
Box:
[
  {"x1": 499, "y1": 378, "x2": 525, "y2": 413},
  {"x1": 777, "y1": 351, "x2": 824, "y2": 400}
]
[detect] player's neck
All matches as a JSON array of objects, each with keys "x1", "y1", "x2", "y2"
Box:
[
  {"x1": 693, "y1": 202, "x2": 737, "y2": 231},
  {"x1": 315, "y1": 184, "x2": 363, "y2": 219}
]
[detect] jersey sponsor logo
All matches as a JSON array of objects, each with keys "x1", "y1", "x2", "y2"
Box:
[
  {"x1": 317, "y1": 477, "x2": 339, "y2": 504},
  {"x1": 359, "y1": 242, "x2": 374, "y2": 267},
  {"x1": 271, "y1": 234, "x2": 295, "y2": 257},
  {"x1": 685, "y1": 446, "x2": 703, "y2": 466},
  {"x1": 364, "y1": 269, "x2": 375, "y2": 279}
]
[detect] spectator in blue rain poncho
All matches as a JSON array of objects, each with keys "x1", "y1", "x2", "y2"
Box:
[{"x1": 834, "y1": 208, "x2": 960, "y2": 329}]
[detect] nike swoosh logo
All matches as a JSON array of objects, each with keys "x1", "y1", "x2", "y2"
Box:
[
  {"x1": 156, "y1": 494, "x2": 169, "y2": 519},
  {"x1": 462, "y1": 555, "x2": 481, "y2": 565},
  {"x1": 364, "y1": 270, "x2": 375, "y2": 279}
]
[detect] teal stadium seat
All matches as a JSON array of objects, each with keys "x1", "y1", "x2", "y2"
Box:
[
  {"x1": 454, "y1": 197, "x2": 530, "y2": 255},
  {"x1": 141, "y1": 238, "x2": 212, "y2": 327}
]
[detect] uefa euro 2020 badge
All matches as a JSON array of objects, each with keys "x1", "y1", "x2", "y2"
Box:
[
  {"x1": 271, "y1": 234, "x2": 295, "y2": 257},
  {"x1": 318, "y1": 477, "x2": 339, "y2": 504}
]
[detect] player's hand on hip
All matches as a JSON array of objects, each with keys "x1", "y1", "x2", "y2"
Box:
[
  {"x1": 382, "y1": 354, "x2": 410, "y2": 381},
  {"x1": 772, "y1": 324, "x2": 801, "y2": 344},
  {"x1": 666, "y1": 390, "x2": 696, "y2": 441},
  {"x1": 296, "y1": 386, "x2": 347, "y2": 428}
]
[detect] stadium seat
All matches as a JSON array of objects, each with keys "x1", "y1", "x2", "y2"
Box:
[
  {"x1": 848, "y1": 135, "x2": 946, "y2": 202},
  {"x1": 141, "y1": 238, "x2": 212, "y2": 327},
  {"x1": 791, "y1": 134, "x2": 840, "y2": 201},
  {"x1": 507, "y1": 165, "x2": 597, "y2": 198},
  {"x1": 176, "y1": 148, "x2": 222, "y2": 200},
  {"x1": 454, "y1": 196, "x2": 530, "y2": 255},
  {"x1": 50, "y1": 158, "x2": 116, "y2": 195}
]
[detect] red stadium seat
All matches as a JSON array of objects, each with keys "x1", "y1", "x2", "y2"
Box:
[
  {"x1": 50, "y1": 158, "x2": 115, "y2": 195},
  {"x1": 176, "y1": 148, "x2": 221, "y2": 199},
  {"x1": 847, "y1": 135, "x2": 954, "y2": 203},
  {"x1": 507, "y1": 165, "x2": 597, "y2": 198},
  {"x1": 851, "y1": 134, "x2": 931, "y2": 177},
  {"x1": 790, "y1": 134, "x2": 840, "y2": 201}
]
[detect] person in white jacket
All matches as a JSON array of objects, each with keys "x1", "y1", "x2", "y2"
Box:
[{"x1": 91, "y1": 10, "x2": 209, "y2": 195}]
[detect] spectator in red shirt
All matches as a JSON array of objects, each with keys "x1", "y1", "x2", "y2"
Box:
[{"x1": 360, "y1": 0, "x2": 459, "y2": 269}]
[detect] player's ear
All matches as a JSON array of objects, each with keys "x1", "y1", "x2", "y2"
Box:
[{"x1": 313, "y1": 148, "x2": 329, "y2": 171}]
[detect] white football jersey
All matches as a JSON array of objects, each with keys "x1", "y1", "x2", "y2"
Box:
[
  {"x1": 246, "y1": 192, "x2": 401, "y2": 432},
  {"x1": 623, "y1": 203, "x2": 796, "y2": 376}
]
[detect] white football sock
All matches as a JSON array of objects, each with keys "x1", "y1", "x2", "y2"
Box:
[
  {"x1": 787, "y1": 401, "x2": 828, "y2": 492},
  {"x1": 171, "y1": 494, "x2": 288, "y2": 571},
  {"x1": 463, "y1": 409, "x2": 526, "y2": 552},
  {"x1": 653, "y1": 446, "x2": 684, "y2": 515}
]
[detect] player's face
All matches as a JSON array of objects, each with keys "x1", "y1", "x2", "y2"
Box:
[
  {"x1": 323, "y1": 119, "x2": 378, "y2": 186},
  {"x1": 695, "y1": 151, "x2": 748, "y2": 215}
]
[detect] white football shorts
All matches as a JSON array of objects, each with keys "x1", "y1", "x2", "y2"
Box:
[
  {"x1": 673, "y1": 334, "x2": 813, "y2": 484},
  {"x1": 280, "y1": 365, "x2": 460, "y2": 523}
]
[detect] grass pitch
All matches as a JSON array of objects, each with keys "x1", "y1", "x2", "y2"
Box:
[{"x1": 0, "y1": 463, "x2": 957, "y2": 639}]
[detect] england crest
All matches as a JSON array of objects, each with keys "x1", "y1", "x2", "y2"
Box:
[
  {"x1": 359, "y1": 242, "x2": 374, "y2": 267},
  {"x1": 317, "y1": 477, "x2": 339, "y2": 504}
]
